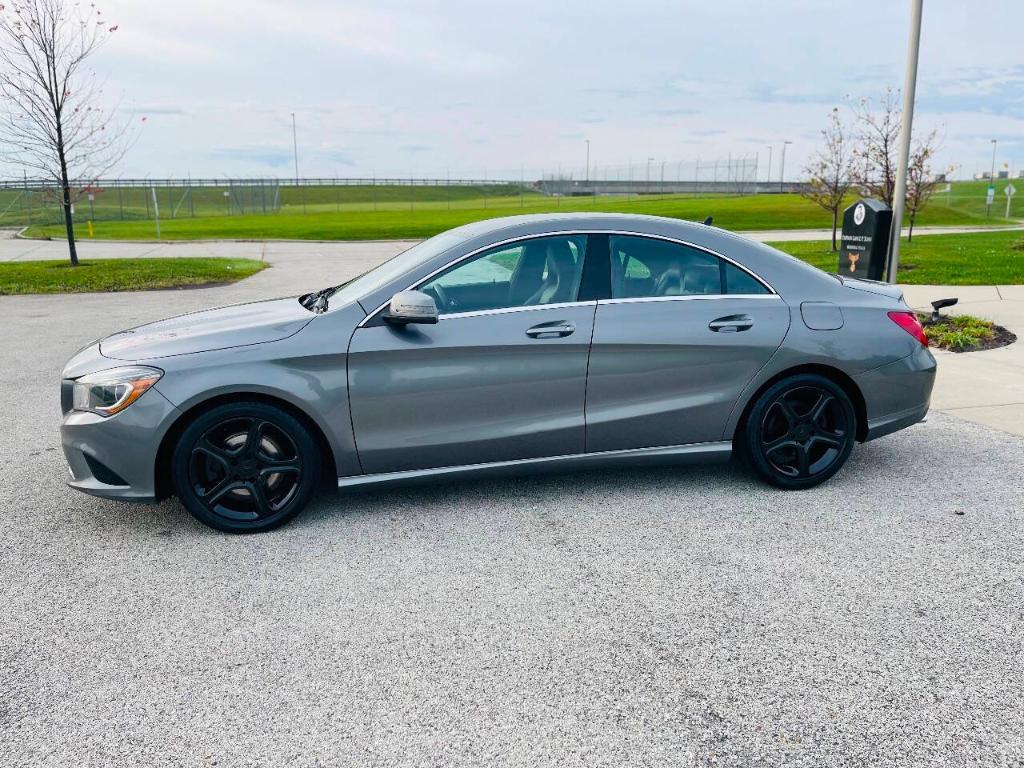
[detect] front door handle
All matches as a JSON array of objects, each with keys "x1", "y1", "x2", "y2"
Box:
[
  {"x1": 708, "y1": 314, "x2": 754, "y2": 333},
  {"x1": 526, "y1": 321, "x2": 576, "y2": 339}
]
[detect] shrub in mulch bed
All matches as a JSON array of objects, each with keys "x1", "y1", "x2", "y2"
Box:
[{"x1": 917, "y1": 313, "x2": 1017, "y2": 353}]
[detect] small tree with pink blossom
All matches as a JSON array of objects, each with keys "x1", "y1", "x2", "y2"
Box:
[{"x1": 0, "y1": 0, "x2": 136, "y2": 265}]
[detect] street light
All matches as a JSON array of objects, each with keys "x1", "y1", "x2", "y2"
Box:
[
  {"x1": 765, "y1": 145, "x2": 773, "y2": 184},
  {"x1": 886, "y1": 0, "x2": 923, "y2": 283},
  {"x1": 779, "y1": 141, "x2": 792, "y2": 193},
  {"x1": 585, "y1": 139, "x2": 590, "y2": 184},
  {"x1": 291, "y1": 112, "x2": 305, "y2": 215},
  {"x1": 291, "y1": 112, "x2": 299, "y2": 183},
  {"x1": 646, "y1": 157, "x2": 654, "y2": 194},
  {"x1": 987, "y1": 139, "x2": 997, "y2": 216}
]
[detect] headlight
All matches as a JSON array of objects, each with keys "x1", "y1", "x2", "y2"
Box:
[{"x1": 72, "y1": 366, "x2": 163, "y2": 417}]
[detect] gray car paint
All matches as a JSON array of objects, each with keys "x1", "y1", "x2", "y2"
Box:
[
  {"x1": 348, "y1": 302, "x2": 597, "y2": 474},
  {"x1": 100, "y1": 297, "x2": 314, "y2": 360},
  {"x1": 586, "y1": 296, "x2": 791, "y2": 451},
  {"x1": 59, "y1": 213, "x2": 936, "y2": 502}
]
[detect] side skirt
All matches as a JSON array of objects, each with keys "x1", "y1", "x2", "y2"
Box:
[{"x1": 337, "y1": 441, "x2": 732, "y2": 490}]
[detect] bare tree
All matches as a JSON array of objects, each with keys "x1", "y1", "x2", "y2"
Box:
[
  {"x1": 851, "y1": 87, "x2": 901, "y2": 208},
  {"x1": 0, "y1": 0, "x2": 134, "y2": 265},
  {"x1": 800, "y1": 107, "x2": 854, "y2": 251},
  {"x1": 851, "y1": 88, "x2": 941, "y2": 242},
  {"x1": 903, "y1": 131, "x2": 942, "y2": 242}
]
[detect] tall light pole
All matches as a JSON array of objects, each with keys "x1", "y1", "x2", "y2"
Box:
[
  {"x1": 765, "y1": 145, "x2": 773, "y2": 184},
  {"x1": 291, "y1": 112, "x2": 299, "y2": 183},
  {"x1": 987, "y1": 139, "x2": 997, "y2": 216},
  {"x1": 585, "y1": 139, "x2": 591, "y2": 183},
  {"x1": 291, "y1": 112, "x2": 304, "y2": 214},
  {"x1": 779, "y1": 141, "x2": 792, "y2": 192},
  {"x1": 646, "y1": 157, "x2": 654, "y2": 194},
  {"x1": 886, "y1": 0, "x2": 924, "y2": 283}
]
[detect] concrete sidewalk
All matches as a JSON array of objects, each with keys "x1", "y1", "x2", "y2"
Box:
[{"x1": 902, "y1": 285, "x2": 1024, "y2": 437}]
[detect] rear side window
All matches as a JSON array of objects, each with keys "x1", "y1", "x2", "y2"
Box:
[
  {"x1": 609, "y1": 235, "x2": 768, "y2": 298},
  {"x1": 723, "y1": 261, "x2": 769, "y2": 295}
]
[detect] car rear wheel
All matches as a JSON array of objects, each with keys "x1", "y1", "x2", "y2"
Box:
[
  {"x1": 743, "y1": 374, "x2": 856, "y2": 490},
  {"x1": 171, "y1": 402, "x2": 321, "y2": 533}
]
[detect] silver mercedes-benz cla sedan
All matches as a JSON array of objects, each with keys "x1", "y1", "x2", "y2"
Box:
[{"x1": 60, "y1": 214, "x2": 936, "y2": 532}]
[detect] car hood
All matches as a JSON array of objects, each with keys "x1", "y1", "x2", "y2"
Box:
[{"x1": 99, "y1": 297, "x2": 314, "y2": 361}]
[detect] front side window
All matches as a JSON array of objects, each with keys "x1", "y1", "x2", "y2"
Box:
[
  {"x1": 609, "y1": 235, "x2": 768, "y2": 298},
  {"x1": 420, "y1": 235, "x2": 587, "y2": 314}
]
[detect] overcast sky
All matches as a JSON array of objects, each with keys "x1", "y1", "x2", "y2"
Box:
[{"x1": 8, "y1": 0, "x2": 1024, "y2": 181}]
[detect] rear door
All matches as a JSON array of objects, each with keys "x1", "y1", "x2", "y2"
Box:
[
  {"x1": 585, "y1": 234, "x2": 790, "y2": 452},
  {"x1": 348, "y1": 234, "x2": 599, "y2": 474}
]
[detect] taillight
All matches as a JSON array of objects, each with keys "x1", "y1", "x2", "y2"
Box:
[{"x1": 888, "y1": 311, "x2": 928, "y2": 347}]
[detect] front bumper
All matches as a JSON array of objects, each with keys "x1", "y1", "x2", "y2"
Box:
[
  {"x1": 854, "y1": 344, "x2": 937, "y2": 442},
  {"x1": 61, "y1": 385, "x2": 180, "y2": 502}
]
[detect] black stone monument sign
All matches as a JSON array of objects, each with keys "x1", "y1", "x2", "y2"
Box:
[{"x1": 839, "y1": 198, "x2": 892, "y2": 281}]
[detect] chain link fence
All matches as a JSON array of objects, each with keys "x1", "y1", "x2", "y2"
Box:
[{"x1": 0, "y1": 156, "x2": 799, "y2": 229}]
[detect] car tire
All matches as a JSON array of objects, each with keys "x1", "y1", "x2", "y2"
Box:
[
  {"x1": 171, "y1": 401, "x2": 321, "y2": 533},
  {"x1": 743, "y1": 374, "x2": 856, "y2": 490}
]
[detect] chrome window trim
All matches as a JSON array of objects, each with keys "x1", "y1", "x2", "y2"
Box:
[
  {"x1": 598, "y1": 294, "x2": 782, "y2": 306},
  {"x1": 357, "y1": 228, "x2": 777, "y2": 328},
  {"x1": 438, "y1": 300, "x2": 597, "y2": 321}
]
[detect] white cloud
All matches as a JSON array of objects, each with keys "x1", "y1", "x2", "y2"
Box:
[{"x1": 2, "y1": 0, "x2": 1022, "y2": 179}]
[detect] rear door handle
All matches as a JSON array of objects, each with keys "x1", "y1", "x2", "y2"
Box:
[
  {"x1": 526, "y1": 321, "x2": 576, "y2": 339},
  {"x1": 708, "y1": 314, "x2": 754, "y2": 333}
]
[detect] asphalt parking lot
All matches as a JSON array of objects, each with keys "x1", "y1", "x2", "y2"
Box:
[{"x1": 2, "y1": 243, "x2": 1023, "y2": 766}]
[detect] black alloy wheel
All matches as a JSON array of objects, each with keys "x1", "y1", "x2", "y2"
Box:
[
  {"x1": 743, "y1": 374, "x2": 856, "y2": 489},
  {"x1": 172, "y1": 402, "x2": 320, "y2": 532}
]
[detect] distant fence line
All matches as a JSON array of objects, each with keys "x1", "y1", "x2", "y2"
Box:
[
  {"x1": 0, "y1": 161, "x2": 803, "y2": 229},
  {"x1": 0, "y1": 176, "x2": 804, "y2": 193},
  {"x1": 0, "y1": 176, "x2": 531, "y2": 190}
]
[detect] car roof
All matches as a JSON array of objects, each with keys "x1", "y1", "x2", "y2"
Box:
[{"x1": 447, "y1": 212, "x2": 712, "y2": 240}]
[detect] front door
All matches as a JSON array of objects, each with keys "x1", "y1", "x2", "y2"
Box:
[
  {"x1": 347, "y1": 234, "x2": 597, "y2": 474},
  {"x1": 585, "y1": 234, "x2": 791, "y2": 451}
]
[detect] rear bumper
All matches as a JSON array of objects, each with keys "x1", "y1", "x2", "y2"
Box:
[
  {"x1": 60, "y1": 386, "x2": 179, "y2": 502},
  {"x1": 864, "y1": 402, "x2": 930, "y2": 442},
  {"x1": 855, "y1": 345, "x2": 937, "y2": 442}
]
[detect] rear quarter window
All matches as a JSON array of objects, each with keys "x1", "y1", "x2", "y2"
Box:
[{"x1": 723, "y1": 261, "x2": 769, "y2": 295}]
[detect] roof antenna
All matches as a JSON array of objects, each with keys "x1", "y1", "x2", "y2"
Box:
[{"x1": 702, "y1": 216, "x2": 713, "y2": 226}]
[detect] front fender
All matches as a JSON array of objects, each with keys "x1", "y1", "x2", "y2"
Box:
[{"x1": 147, "y1": 305, "x2": 364, "y2": 479}]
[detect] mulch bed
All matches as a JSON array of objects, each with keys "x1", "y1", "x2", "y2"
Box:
[{"x1": 921, "y1": 318, "x2": 1017, "y2": 353}]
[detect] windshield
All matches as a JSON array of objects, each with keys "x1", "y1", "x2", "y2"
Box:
[{"x1": 325, "y1": 231, "x2": 467, "y2": 309}]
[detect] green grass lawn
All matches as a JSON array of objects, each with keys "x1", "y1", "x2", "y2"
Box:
[
  {"x1": 933, "y1": 177, "x2": 1022, "y2": 220},
  {"x1": 769, "y1": 231, "x2": 1024, "y2": 285},
  {"x1": 0, "y1": 258, "x2": 267, "y2": 295},
  {"x1": 21, "y1": 187, "x2": 1017, "y2": 242}
]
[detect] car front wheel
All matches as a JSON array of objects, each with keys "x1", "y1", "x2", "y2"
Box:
[
  {"x1": 743, "y1": 374, "x2": 856, "y2": 490},
  {"x1": 171, "y1": 402, "x2": 321, "y2": 533}
]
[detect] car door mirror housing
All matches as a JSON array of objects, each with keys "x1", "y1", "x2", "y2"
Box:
[{"x1": 383, "y1": 290, "x2": 439, "y2": 325}]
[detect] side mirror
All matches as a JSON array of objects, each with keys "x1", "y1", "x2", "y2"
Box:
[{"x1": 383, "y1": 290, "x2": 439, "y2": 325}]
